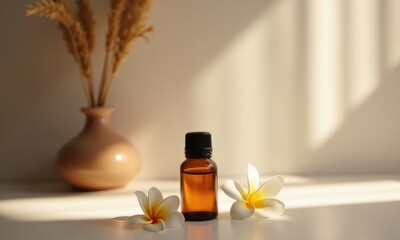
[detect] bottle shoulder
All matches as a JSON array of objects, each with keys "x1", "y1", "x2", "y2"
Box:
[{"x1": 181, "y1": 158, "x2": 217, "y2": 173}]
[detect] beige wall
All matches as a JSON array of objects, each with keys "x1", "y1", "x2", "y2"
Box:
[{"x1": 1, "y1": 0, "x2": 400, "y2": 181}]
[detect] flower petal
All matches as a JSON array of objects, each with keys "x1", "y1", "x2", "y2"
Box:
[
  {"x1": 230, "y1": 200, "x2": 255, "y2": 219},
  {"x1": 135, "y1": 191, "x2": 150, "y2": 218},
  {"x1": 160, "y1": 195, "x2": 180, "y2": 212},
  {"x1": 127, "y1": 214, "x2": 152, "y2": 225},
  {"x1": 144, "y1": 219, "x2": 165, "y2": 232},
  {"x1": 162, "y1": 211, "x2": 185, "y2": 228},
  {"x1": 254, "y1": 198, "x2": 285, "y2": 218},
  {"x1": 251, "y1": 175, "x2": 284, "y2": 201},
  {"x1": 155, "y1": 195, "x2": 180, "y2": 219},
  {"x1": 221, "y1": 180, "x2": 247, "y2": 201},
  {"x1": 247, "y1": 164, "x2": 260, "y2": 194},
  {"x1": 148, "y1": 187, "x2": 163, "y2": 217}
]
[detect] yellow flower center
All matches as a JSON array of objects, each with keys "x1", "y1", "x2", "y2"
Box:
[{"x1": 246, "y1": 190, "x2": 263, "y2": 206}]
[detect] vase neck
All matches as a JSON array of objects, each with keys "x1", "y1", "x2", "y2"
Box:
[{"x1": 81, "y1": 107, "x2": 114, "y2": 128}]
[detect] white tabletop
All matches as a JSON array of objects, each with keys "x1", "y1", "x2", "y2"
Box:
[{"x1": 1, "y1": 175, "x2": 400, "y2": 240}]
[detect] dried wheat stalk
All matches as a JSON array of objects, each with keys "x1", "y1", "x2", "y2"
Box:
[
  {"x1": 27, "y1": 0, "x2": 96, "y2": 106},
  {"x1": 97, "y1": 0, "x2": 126, "y2": 106},
  {"x1": 74, "y1": 0, "x2": 96, "y2": 106},
  {"x1": 97, "y1": 0, "x2": 153, "y2": 106},
  {"x1": 27, "y1": 0, "x2": 153, "y2": 107},
  {"x1": 106, "y1": 0, "x2": 125, "y2": 53},
  {"x1": 76, "y1": 0, "x2": 95, "y2": 53},
  {"x1": 112, "y1": 0, "x2": 153, "y2": 74}
]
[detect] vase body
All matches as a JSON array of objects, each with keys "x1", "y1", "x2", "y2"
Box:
[{"x1": 56, "y1": 107, "x2": 140, "y2": 190}]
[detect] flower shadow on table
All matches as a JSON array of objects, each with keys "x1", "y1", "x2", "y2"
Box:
[
  {"x1": 108, "y1": 216, "x2": 143, "y2": 230},
  {"x1": 107, "y1": 215, "x2": 185, "y2": 239}
]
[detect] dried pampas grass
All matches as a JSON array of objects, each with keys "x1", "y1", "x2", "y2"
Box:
[{"x1": 26, "y1": 0, "x2": 154, "y2": 107}]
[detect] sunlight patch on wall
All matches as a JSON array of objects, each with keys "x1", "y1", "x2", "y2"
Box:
[
  {"x1": 179, "y1": 0, "x2": 392, "y2": 174},
  {"x1": 347, "y1": 0, "x2": 380, "y2": 110},
  {"x1": 386, "y1": 0, "x2": 400, "y2": 70},
  {"x1": 189, "y1": 6, "x2": 272, "y2": 172},
  {"x1": 189, "y1": 0, "x2": 300, "y2": 174},
  {"x1": 307, "y1": 0, "x2": 383, "y2": 149},
  {"x1": 307, "y1": 0, "x2": 344, "y2": 148}
]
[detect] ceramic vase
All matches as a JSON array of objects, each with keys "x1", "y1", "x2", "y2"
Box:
[{"x1": 56, "y1": 107, "x2": 140, "y2": 190}]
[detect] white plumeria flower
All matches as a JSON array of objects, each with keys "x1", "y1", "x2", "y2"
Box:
[
  {"x1": 128, "y1": 187, "x2": 185, "y2": 232},
  {"x1": 221, "y1": 164, "x2": 285, "y2": 220}
]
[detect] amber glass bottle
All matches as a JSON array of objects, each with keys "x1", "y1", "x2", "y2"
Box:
[{"x1": 180, "y1": 132, "x2": 218, "y2": 221}]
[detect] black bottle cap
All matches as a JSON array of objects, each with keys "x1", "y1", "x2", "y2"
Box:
[{"x1": 185, "y1": 132, "x2": 212, "y2": 158}]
